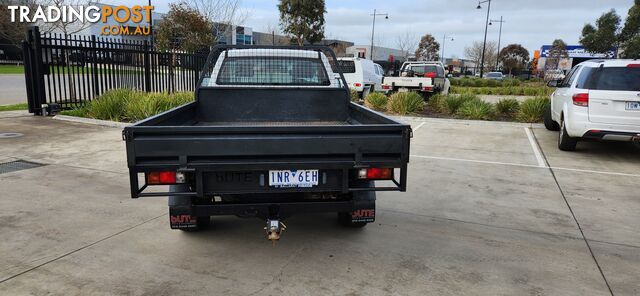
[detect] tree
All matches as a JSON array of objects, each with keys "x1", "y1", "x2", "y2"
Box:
[
  {"x1": 499, "y1": 44, "x2": 530, "y2": 75},
  {"x1": 546, "y1": 39, "x2": 568, "y2": 70},
  {"x1": 620, "y1": 0, "x2": 640, "y2": 58},
  {"x1": 37, "y1": 0, "x2": 100, "y2": 35},
  {"x1": 414, "y1": 34, "x2": 439, "y2": 61},
  {"x1": 395, "y1": 32, "x2": 417, "y2": 61},
  {"x1": 579, "y1": 10, "x2": 620, "y2": 54},
  {"x1": 580, "y1": 1, "x2": 640, "y2": 58},
  {"x1": 278, "y1": 0, "x2": 326, "y2": 46},
  {"x1": 156, "y1": 3, "x2": 214, "y2": 52},
  {"x1": 464, "y1": 40, "x2": 498, "y2": 73},
  {"x1": 184, "y1": 0, "x2": 248, "y2": 43},
  {"x1": 0, "y1": 0, "x2": 37, "y2": 48}
]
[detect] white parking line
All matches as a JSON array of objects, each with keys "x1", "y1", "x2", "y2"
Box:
[
  {"x1": 524, "y1": 127, "x2": 548, "y2": 167},
  {"x1": 414, "y1": 122, "x2": 426, "y2": 131},
  {"x1": 410, "y1": 154, "x2": 640, "y2": 178}
]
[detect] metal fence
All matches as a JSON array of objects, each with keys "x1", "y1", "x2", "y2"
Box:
[{"x1": 22, "y1": 27, "x2": 209, "y2": 115}]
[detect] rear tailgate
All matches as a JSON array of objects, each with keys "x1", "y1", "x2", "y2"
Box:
[
  {"x1": 383, "y1": 77, "x2": 433, "y2": 88},
  {"x1": 586, "y1": 63, "x2": 640, "y2": 126},
  {"x1": 589, "y1": 90, "x2": 640, "y2": 125}
]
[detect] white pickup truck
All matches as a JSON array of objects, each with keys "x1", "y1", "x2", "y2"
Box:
[{"x1": 382, "y1": 61, "x2": 450, "y2": 99}]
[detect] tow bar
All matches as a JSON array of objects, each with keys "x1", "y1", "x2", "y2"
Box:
[{"x1": 265, "y1": 219, "x2": 286, "y2": 244}]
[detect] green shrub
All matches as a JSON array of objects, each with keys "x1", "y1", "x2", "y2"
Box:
[
  {"x1": 473, "y1": 79, "x2": 486, "y2": 87},
  {"x1": 86, "y1": 88, "x2": 132, "y2": 120},
  {"x1": 495, "y1": 98, "x2": 520, "y2": 115},
  {"x1": 427, "y1": 94, "x2": 447, "y2": 113},
  {"x1": 63, "y1": 88, "x2": 194, "y2": 122},
  {"x1": 516, "y1": 96, "x2": 550, "y2": 122},
  {"x1": 443, "y1": 93, "x2": 477, "y2": 114},
  {"x1": 387, "y1": 92, "x2": 424, "y2": 115},
  {"x1": 457, "y1": 99, "x2": 494, "y2": 120},
  {"x1": 503, "y1": 78, "x2": 521, "y2": 87},
  {"x1": 364, "y1": 92, "x2": 388, "y2": 111},
  {"x1": 486, "y1": 79, "x2": 499, "y2": 87},
  {"x1": 349, "y1": 89, "x2": 359, "y2": 102}
]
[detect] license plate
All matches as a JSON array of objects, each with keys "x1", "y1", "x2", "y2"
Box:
[
  {"x1": 626, "y1": 101, "x2": 640, "y2": 110},
  {"x1": 269, "y1": 170, "x2": 319, "y2": 188}
]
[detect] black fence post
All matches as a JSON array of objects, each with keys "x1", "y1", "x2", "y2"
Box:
[
  {"x1": 28, "y1": 27, "x2": 47, "y2": 115},
  {"x1": 22, "y1": 33, "x2": 35, "y2": 114},
  {"x1": 91, "y1": 35, "x2": 99, "y2": 97},
  {"x1": 143, "y1": 40, "x2": 151, "y2": 92}
]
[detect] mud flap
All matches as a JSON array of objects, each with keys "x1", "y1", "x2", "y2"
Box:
[
  {"x1": 169, "y1": 206, "x2": 198, "y2": 229},
  {"x1": 350, "y1": 181, "x2": 376, "y2": 223},
  {"x1": 168, "y1": 184, "x2": 197, "y2": 229}
]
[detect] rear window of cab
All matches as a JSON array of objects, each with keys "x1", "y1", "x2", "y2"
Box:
[{"x1": 577, "y1": 66, "x2": 640, "y2": 91}]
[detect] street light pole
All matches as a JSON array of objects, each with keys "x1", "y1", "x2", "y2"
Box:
[
  {"x1": 477, "y1": 0, "x2": 491, "y2": 78},
  {"x1": 441, "y1": 34, "x2": 454, "y2": 64},
  {"x1": 370, "y1": 9, "x2": 389, "y2": 60},
  {"x1": 490, "y1": 16, "x2": 505, "y2": 70}
]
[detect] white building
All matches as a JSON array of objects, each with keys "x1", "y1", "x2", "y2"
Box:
[{"x1": 346, "y1": 45, "x2": 408, "y2": 62}]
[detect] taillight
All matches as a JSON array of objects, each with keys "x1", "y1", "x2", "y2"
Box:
[
  {"x1": 357, "y1": 168, "x2": 393, "y2": 180},
  {"x1": 572, "y1": 93, "x2": 589, "y2": 107},
  {"x1": 146, "y1": 171, "x2": 185, "y2": 185},
  {"x1": 422, "y1": 86, "x2": 434, "y2": 92},
  {"x1": 627, "y1": 64, "x2": 640, "y2": 68},
  {"x1": 382, "y1": 85, "x2": 391, "y2": 90},
  {"x1": 354, "y1": 83, "x2": 362, "y2": 87},
  {"x1": 424, "y1": 72, "x2": 437, "y2": 78}
]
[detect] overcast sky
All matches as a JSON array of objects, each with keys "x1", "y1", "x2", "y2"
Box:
[{"x1": 110, "y1": 0, "x2": 635, "y2": 59}]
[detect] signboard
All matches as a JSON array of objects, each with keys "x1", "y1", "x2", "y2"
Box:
[{"x1": 539, "y1": 45, "x2": 617, "y2": 58}]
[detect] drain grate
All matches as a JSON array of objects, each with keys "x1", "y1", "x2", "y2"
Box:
[{"x1": 0, "y1": 160, "x2": 45, "y2": 175}]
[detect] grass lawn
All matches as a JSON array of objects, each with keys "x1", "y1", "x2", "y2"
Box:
[
  {"x1": 0, "y1": 65, "x2": 24, "y2": 74},
  {"x1": 0, "y1": 103, "x2": 28, "y2": 111}
]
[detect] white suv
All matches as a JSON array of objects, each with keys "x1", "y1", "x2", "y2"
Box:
[{"x1": 544, "y1": 59, "x2": 640, "y2": 151}]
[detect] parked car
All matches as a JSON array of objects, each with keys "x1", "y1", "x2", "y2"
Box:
[
  {"x1": 485, "y1": 72, "x2": 504, "y2": 80},
  {"x1": 337, "y1": 57, "x2": 385, "y2": 98},
  {"x1": 123, "y1": 46, "x2": 412, "y2": 242},
  {"x1": 381, "y1": 61, "x2": 450, "y2": 99},
  {"x1": 544, "y1": 59, "x2": 640, "y2": 151}
]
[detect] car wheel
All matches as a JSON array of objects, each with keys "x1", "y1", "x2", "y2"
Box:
[
  {"x1": 558, "y1": 118, "x2": 578, "y2": 151},
  {"x1": 544, "y1": 104, "x2": 560, "y2": 131}
]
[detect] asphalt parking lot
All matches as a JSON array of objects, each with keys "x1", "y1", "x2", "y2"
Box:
[{"x1": 0, "y1": 111, "x2": 638, "y2": 295}]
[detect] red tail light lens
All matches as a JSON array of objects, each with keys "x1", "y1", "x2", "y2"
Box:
[
  {"x1": 357, "y1": 168, "x2": 393, "y2": 180},
  {"x1": 627, "y1": 64, "x2": 640, "y2": 68},
  {"x1": 147, "y1": 171, "x2": 177, "y2": 185},
  {"x1": 424, "y1": 72, "x2": 437, "y2": 78},
  {"x1": 354, "y1": 83, "x2": 362, "y2": 87},
  {"x1": 572, "y1": 93, "x2": 589, "y2": 107},
  {"x1": 382, "y1": 85, "x2": 391, "y2": 90},
  {"x1": 422, "y1": 86, "x2": 434, "y2": 92}
]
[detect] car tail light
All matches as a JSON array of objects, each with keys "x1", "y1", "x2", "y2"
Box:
[
  {"x1": 382, "y1": 85, "x2": 391, "y2": 90},
  {"x1": 572, "y1": 93, "x2": 589, "y2": 107},
  {"x1": 627, "y1": 64, "x2": 640, "y2": 68},
  {"x1": 354, "y1": 83, "x2": 362, "y2": 87},
  {"x1": 146, "y1": 171, "x2": 185, "y2": 185},
  {"x1": 357, "y1": 168, "x2": 393, "y2": 180},
  {"x1": 424, "y1": 72, "x2": 436, "y2": 78},
  {"x1": 422, "y1": 86, "x2": 433, "y2": 92}
]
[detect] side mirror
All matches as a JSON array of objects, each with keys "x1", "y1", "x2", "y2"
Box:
[{"x1": 547, "y1": 80, "x2": 560, "y2": 87}]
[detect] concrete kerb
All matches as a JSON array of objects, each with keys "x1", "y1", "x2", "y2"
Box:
[
  {"x1": 391, "y1": 115, "x2": 545, "y2": 129},
  {"x1": 53, "y1": 115, "x2": 131, "y2": 128}
]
